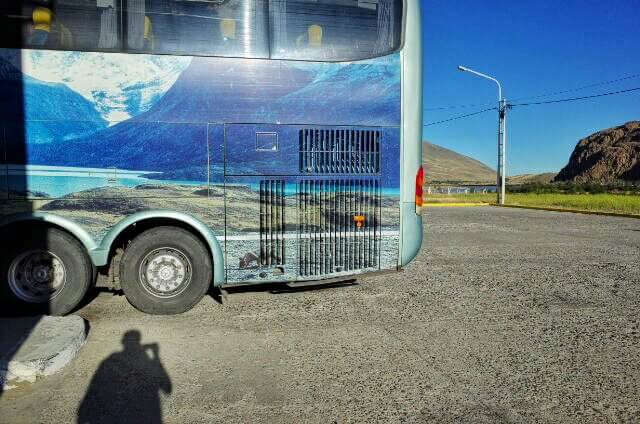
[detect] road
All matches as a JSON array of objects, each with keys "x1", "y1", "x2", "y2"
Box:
[{"x1": 1, "y1": 206, "x2": 639, "y2": 423}]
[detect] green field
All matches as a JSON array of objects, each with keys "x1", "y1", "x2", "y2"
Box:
[{"x1": 425, "y1": 193, "x2": 640, "y2": 216}]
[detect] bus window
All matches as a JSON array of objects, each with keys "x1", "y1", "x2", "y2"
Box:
[
  {"x1": 0, "y1": 0, "x2": 119, "y2": 52},
  {"x1": 29, "y1": 6, "x2": 54, "y2": 46},
  {"x1": 269, "y1": 0, "x2": 403, "y2": 62},
  {"x1": 140, "y1": 0, "x2": 269, "y2": 58},
  {"x1": 1, "y1": 1, "x2": 270, "y2": 59}
]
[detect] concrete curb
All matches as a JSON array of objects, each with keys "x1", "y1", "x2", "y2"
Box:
[
  {"x1": 492, "y1": 203, "x2": 640, "y2": 219},
  {"x1": 0, "y1": 315, "x2": 88, "y2": 390}
]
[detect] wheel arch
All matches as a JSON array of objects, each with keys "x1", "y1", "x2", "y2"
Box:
[
  {"x1": 0, "y1": 212, "x2": 99, "y2": 254},
  {"x1": 94, "y1": 210, "x2": 225, "y2": 286}
]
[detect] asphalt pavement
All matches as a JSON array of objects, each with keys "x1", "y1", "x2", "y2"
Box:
[{"x1": 1, "y1": 206, "x2": 638, "y2": 423}]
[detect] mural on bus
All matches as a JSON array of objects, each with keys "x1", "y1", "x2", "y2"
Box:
[{"x1": 0, "y1": 48, "x2": 401, "y2": 282}]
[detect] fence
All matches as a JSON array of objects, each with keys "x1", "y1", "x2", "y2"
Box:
[{"x1": 425, "y1": 185, "x2": 497, "y2": 195}]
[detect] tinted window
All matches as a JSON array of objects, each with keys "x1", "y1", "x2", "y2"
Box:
[
  {"x1": 1, "y1": 0, "x2": 402, "y2": 61},
  {"x1": 0, "y1": 0, "x2": 269, "y2": 58},
  {"x1": 132, "y1": 0, "x2": 269, "y2": 58},
  {"x1": 269, "y1": 0, "x2": 403, "y2": 61},
  {"x1": 0, "y1": 0, "x2": 121, "y2": 51}
]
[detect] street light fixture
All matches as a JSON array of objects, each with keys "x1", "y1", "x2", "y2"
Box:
[{"x1": 458, "y1": 65, "x2": 507, "y2": 205}]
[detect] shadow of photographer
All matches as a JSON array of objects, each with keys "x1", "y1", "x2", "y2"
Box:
[{"x1": 77, "y1": 330, "x2": 172, "y2": 424}]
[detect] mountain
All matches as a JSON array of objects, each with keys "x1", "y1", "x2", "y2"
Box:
[
  {"x1": 423, "y1": 142, "x2": 495, "y2": 183},
  {"x1": 0, "y1": 56, "x2": 107, "y2": 147},
  {"x1": 137, "y1": 57, "x2": 313, "y2": 123},
  {"x1": 10, "y1": 50, "x2": 192, "y2": 123},
  {"x1": 27, "y1": 55, "x2": 401, "y2": 180},
  {"x1": 507, "y1": 173, "x2": 558, "y2": 185},
  {"x1": 28, "y1": 121, "x2": 210, "y2": 176},
  {"x1": 0, "y1": 56, "x2": 22, "y2": 80},
  {"x1": 134, "y1": 55, "x2": 400, "y2": 126},
  {"x1": 270, "y1": 57, "x2": 401, "y2": 125},
  {"x1": 24, "y1": 58, "x2": 314, "y2": 178},
  {"x1": 555, "y1": 121, "x2": 640, "y2": 182}
]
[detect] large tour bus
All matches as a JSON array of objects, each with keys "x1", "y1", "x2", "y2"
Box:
[{"x1": 0, "y1": 0, "x2": 423, "y2": 315}]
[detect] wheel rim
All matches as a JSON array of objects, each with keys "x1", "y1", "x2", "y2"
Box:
[
  {"x1": 7, "y1": 250, "x2": 67, "y2": 303},
  {"x1": 139, "y1": 247, "x2": 192, "y2": 298}
]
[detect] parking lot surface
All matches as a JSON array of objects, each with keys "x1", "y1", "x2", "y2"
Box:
[{"x1": 1, "y1": 206, "x2": 639, "y2": 423}]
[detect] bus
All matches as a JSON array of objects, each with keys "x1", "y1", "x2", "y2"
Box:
[{"x1": 0, "y1": 0, "x2": 423, "y2": 315}]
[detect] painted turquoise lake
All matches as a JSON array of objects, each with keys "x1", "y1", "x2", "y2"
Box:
[
  {"x1": 6, "y1": 166, "x2": 202, "y2": 198},
  {"x1": 4, "y1": 166, "x2": 401, "y2": 199}
]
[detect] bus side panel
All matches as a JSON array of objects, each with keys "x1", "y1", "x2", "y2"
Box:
[
  {"x1": 0, "y1": 49, "x2": 400, "y2": 284},
  {"x1": 224, "y1": 175, "x2": 299, "y2": 283},
  {"x1": 0, "y1": 47, "x2": 229, "y2": 248},
  {"x1": 223, "y1": 121, "x2": 401, "y2": 283},
  {"x1": 5, "y1": 121, "x2": 209, "y2": 198},
  {"x1": 2, "y1": 119, "x2": 221, "y2": 245}
]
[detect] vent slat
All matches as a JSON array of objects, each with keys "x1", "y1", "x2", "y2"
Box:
[
  {"x1": 300, "y1": 129, "x2": 381, "y2": 174},
  {"x1": 260, "y1": 180, "x2": 285, "y2": 266},
  {"x1": 298, "y1": 179, "x2": 381, "y2": 277}
]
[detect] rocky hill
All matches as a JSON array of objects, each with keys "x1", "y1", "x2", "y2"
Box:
[
  {"x1": 508, "y1": 173, "x2": 558, "y2": 185},
  {"x1": 423, "y1": 142, "x2": 495, "y2": 183},
  {"x1": 555, "y1": 121, "x2": 640, "y2": 182}
]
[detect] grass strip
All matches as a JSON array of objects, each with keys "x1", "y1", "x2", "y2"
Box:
[{"x1": 425, "y1": 193, "x2": 640, "y2": 216}]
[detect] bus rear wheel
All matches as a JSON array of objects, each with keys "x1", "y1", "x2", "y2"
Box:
[
  {"x1": 119, "y1": 226, "x2": 212, "y2": 315},
  {"x1": 0, "y1": 227, "x2": 93, "y2": 316}
]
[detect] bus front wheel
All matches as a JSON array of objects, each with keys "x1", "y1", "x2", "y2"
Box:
[{"x1": 119, "y1": 226, "x2": 212, "y2": 315}]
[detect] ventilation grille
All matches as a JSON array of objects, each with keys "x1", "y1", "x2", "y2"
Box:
[
  {"x1": 259, "y1": 180, "x2": 285, "y2": 266},
  {"x1": 298, "y1": 179, "x2": 380, "y2": 277},
  {"x1": 300, "y1": 129, "x2": 381, "y2": 174}
]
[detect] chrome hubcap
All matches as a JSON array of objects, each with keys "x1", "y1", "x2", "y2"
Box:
[
  {"x1": 8, "y1": 250, "x2": 67, "y2": 303},
  {"x1": 139, "y1": 248, "x2": 192, "y2": 298}
]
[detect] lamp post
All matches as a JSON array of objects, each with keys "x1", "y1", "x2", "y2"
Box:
[{"x1": 457, "y1": 65, "x2": 507, "y2": 205}]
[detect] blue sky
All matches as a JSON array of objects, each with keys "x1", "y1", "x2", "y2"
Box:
[{"x1": 421, "y1": 0, "x2": 640, "y2": 175}]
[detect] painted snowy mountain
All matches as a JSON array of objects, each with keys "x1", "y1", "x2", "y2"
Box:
[
  {"x1": 132, "y1": 54, "x2": 401, "y2": 125},
  {"x1": 136, "y1": 56, "x2": 314, "y2": 123},
  {"x1": 24, "y1": 54, "x2": 401, "y2": 181},
  {"x1": 2, "y1": 49, "x2": 191, "y2": 123},
  {"x1": 0, "y1": 56, "x2": 107, "y2": 146},
  {"x1": 23, "y1": 57, "x2": 312, "y2": 177}
]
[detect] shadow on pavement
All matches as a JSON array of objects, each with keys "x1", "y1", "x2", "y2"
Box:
[
  {"x1": 209, "y1": 279, "x2": 359, "y2": 303},
  {"x1": 86, "y1": 279, "x2": 358, "y2": 306},
  {"x1": 1, "y1": 3, "x2": 43, "y2": 398},
  {"x1": 77, "y1": 330, "x2": 171, "y2": 424}
]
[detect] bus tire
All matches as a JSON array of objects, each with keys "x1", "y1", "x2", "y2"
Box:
[
  {"x1": 119, "y1": 226, "x2": 212, "y2": 315},
  {"x1": 0, "y1": 227, "x2": 93, "y2": 316}
]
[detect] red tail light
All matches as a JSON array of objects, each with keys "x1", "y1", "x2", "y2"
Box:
[{"x1": 415, "y1": 165, "x2": 424, "y2": 213}]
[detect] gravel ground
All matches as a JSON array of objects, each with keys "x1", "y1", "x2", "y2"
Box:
[{"x1": 1, "y1": 206, "x2": 639, "y2": 423}]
